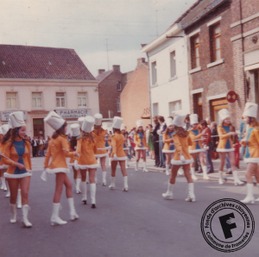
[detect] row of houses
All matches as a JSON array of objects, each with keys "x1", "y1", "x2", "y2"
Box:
[{"x1": 142, "y1": 0, "x2": 259, "y2": 127}]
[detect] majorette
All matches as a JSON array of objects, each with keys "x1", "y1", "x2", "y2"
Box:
[
  {"x1": 44, "y1": 110, "x2": 79, "y2": 225},
  {"x1": 240, "y1": 102, "x2": 259, "y2": 204},
  {"x1": 69, "y1": 123, "x2": 81, "y2": 194},
  {"x1": 188, "y1": 114, "x2": 209, "y2": 180},
  {"x1": 3, "y1": 111, "x2": 32, "y2": 227},
  {"x1": 216, "y1": 109, "x2": 244, "y2": 186},
  {"x1": 76, "y1": 116, "x2": 98, "y2": 208},
  {"x1": 162, "y1": 117, "x2": 175, "y2": 176},
  {"x1": 109, "y1": 116, "x2": 128, "y2": 191},
  {"x1": 134, "y1": 119, "x2": 148, "y2": 172},
  {"x1": 162, "y1": 113, "x2": 195, "y2": 202},
  {"x1": 92, "y1": 113, "x2": 109, "y2": 186}
]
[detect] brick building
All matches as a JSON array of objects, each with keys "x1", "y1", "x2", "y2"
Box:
[
  {"x1": 0, "y1": 44, "x2": 99, "y2": 137},
  {"x1": 182, "y1": 0, "x2": 235, "y2": 123},
  {"x1": 231, "y1": 0, "x2": 259, "y2": 119},
  {"x1": 120, "y1": 58, "x2": 150, "y2": 129},
  {"x1": 96, "y1": 65, "x2": 125, "y2": 120}
]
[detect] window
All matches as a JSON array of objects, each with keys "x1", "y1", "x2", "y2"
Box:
[
  {"x1": 151, "y1": 61, "x2": 157, "y2": 85},
  {"x1": 190, "y1": 34, "x2": 200, "y2": 69},
  {"x1": 77, "y1": 92, "x2": 88, "y2": 107},
  {"x1": 56, "y1": 92, "x2": 66, "y2": 108},
  {"x1": 32, "y1": 92, "x2": 42, "y2": 109},
  {"x1": 170, "y1": 51, "x2": 176, "y2": 78},
  {"x1": 116, "y1": 81, "x2": 122, "y2": 91},
  {"x1": 116, "y1": 98, "x2": 121, "y2": 113},
  {"x1": 209, "y1": 23, "x2": 221, "y2": 62},
  {"x1": 169, "y1": 100, "x2": 182, "y2": 115},
  {"x1": 6, "y1": 92, "x2": 17, "y2": 109},
  {"x1": 152, "y1": 103, "x2": 159, "y2": 116}
]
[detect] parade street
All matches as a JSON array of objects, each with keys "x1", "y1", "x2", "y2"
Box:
[{"x1": 0, "y1": 157, "x2": 258, "y2": 257}]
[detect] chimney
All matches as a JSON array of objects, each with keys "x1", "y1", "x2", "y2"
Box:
[
  {"x1": 137, "y1": 57, "x2": 146, "y2": 66},
  {"x1": 113, "y1": 65, "x2": 120, "y2": 72},
  {"x1": 98, "y1": 69, "x2": 105, "y2": 75}
]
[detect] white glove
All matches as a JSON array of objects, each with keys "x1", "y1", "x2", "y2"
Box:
[
  {"x1": 180, "y1": 154, "x2": 186, "y2": 163},
  {"x1": 74, "y1": 160, "x2": 79, "y2": 170},
  {"x1": 41, "y1": 170, "x2": 47, "y2": 182}
]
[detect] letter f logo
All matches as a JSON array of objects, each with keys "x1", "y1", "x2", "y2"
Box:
[{"x1": 219, "y1": 213, "x2": 237, "y2": 239}]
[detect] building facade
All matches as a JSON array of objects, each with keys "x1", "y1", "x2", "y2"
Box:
[
  {"x1": 142, "y1": 23, "x2": 191, "y2": 119},
  {"x1": 0, "y1": 45, "x2": 99, "y2": 138},
  {"x1": 231, "y1": 0, "x2": 259, "y2": 119},
  {"x1": 120, "y1": 58, "x2": 150, "y2": 129},
  {"x1": 96, "y1": 65, "x2": 125, "y2": 120}
]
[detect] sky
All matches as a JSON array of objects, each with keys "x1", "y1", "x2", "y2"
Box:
[{"x1": 0, "y1": 0, "x2": 197, "y2": 76}]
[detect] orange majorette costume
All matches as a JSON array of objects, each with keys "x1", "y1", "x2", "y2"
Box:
[
  {"x1": 44, "y1": 110, "x2": 79, "y2": 225},
  {"x1": 109, "y1": 116, "x2": 128, "y2": 191},
  {"x1": 0, "y1": 124, "x2": 9, "y2": 192},
  {"x1": 240, "y1": 103, "x2": 259, "y2": 204},
  {"x1": 162, "y1": 114, "x2": 195, "y2": 202},
  {"x1": 3, "y1": 111, "x2": 32, "y2": 227},
  {"x1": 216, "y1": 109, "x2": 243, "y2": 186},
  {"x1": 3, "y1": 112, "x2": 32, "y2": 179},
  {"x1": 76, "y1": 116, "x2": 98, "y2": 207},
  {"x1": 77, "y1": 116, "x2": 98, "y2": 170}
]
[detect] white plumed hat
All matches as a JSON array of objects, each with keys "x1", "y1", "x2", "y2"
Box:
[
  {"x1": 78, "y1": 116, "x2": 85, "y2": 128},
  {"x1": 44, "y1": 111, "x2": 65, "y2": 130},
  {"x1": 94, "y1": 113, "x2": 103, "y2": 126},
  {"x1": 120, "y1": 123, "x2": 126, "y2": 130},
  {"x1": 70, "y1": 123, "x2": 80, "y2": 137},
  {"x1": 172, "y1": 114, "x2": 186, "y2": 127},
  {"x1": 243, "y1": 102, "x2": 258, "y2": 118},
  {"x1": 190, "y1": 113, "x2": 199, "y2": 125},
  {"x1": 112, "y1": 116, "x2": 123, "y2": 129},
  {"x1": 166, "y1": 117, "x2": 174, "y2": 126},
  {"x1": 0, "y1": 124, "x2": 10, "y2": 135},
  {"x1": 218, "y1": 109, "x2": 230, "y2": 122},
  {"x1": 9, "y1": 111, "x2": 26, "y2": 128},
  {"x1": 136, "y1": 119, "x2": 143, "y2": 129},
  {"x1": 81, "y1": 116, "x2": 94, "y2": 133}
]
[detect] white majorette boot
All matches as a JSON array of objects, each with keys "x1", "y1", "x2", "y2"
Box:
[
  {"x1": 50, "y1": 203, "x2": 67, "y2": 226},
  {"x1": 109, "y1": 177, "x2": 115, "y2": 190},
  {"x1": 123, "y1": 176, "x2": 128, "y2": 192},
  {"x1": 75, "y1": 178, "x2": 81, "y2": 194},
  {"x1": 233, "y1": 171, "x2": 244, "y2": 186},
  {"x1": 165, "y1": 164, "x2": 170, "y2": 176},
  {"x1": 218, "y1": 171, "x2": 224, "y2": 185},
  {"x1": 81, "y1": 181, "x2": 87, "y2": 205},
  {"x1": 68, "y1": 198, "x2": 79, "y2": 220},
  {"x1": 22, "y1": 205, "x2": 32, "y2": 228},
  {"x1": 185, "y1": 183, "x2": 196, "y2": 202},
  {"x1": 143, "y1": 162, "x2": 148, "y2": 172},
  {"x1": 202, "y1": 166, "x2": 209, "y2": 180},
  {"x1": 90, "y1": 184, "x2": 96, "y2": 208},
  {"x1": 10, "y1": 204, "x2": 17, "y2": 224},
  {"x1": 1, "y1": 177, "x2": 7, "y2": 191},
  {"x1": 102, "y1": 171, "x2": 107, "y2": 186},
  {"x1": 17, "y1": 188, "x2": 22, "y2": 209},
  {"x1": 162, "y1": 182, "x2": 173, "y2": 200},
  {"x1": 190, "y1": 167, "x2": 198, "y2": 181},
  {"x1": 241, "y1": 183, "x2": 255, "y2": 204},
  {"x1": 135, "y1": 161, "x2": 139, "y2": 171}
]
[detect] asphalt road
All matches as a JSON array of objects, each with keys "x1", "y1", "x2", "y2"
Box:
[{"x1": 0, "y1": 157, "x2": 258, "y2": 257}]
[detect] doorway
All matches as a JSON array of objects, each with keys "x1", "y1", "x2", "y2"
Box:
[{"x1": 33, "y1": 118, "x2": 44, "y2": 138}]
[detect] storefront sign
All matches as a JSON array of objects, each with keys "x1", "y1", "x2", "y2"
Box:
[
  {"x1": 54, "y1": 108, "x2": 88, "y2": 119},
  {"x1": 1, "y1": 111, "x2": 27, "y2": 122}
]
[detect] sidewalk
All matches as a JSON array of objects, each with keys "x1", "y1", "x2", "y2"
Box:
[{"x1": 128, "y1": 157, "x2": 247, "y2": 183}]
